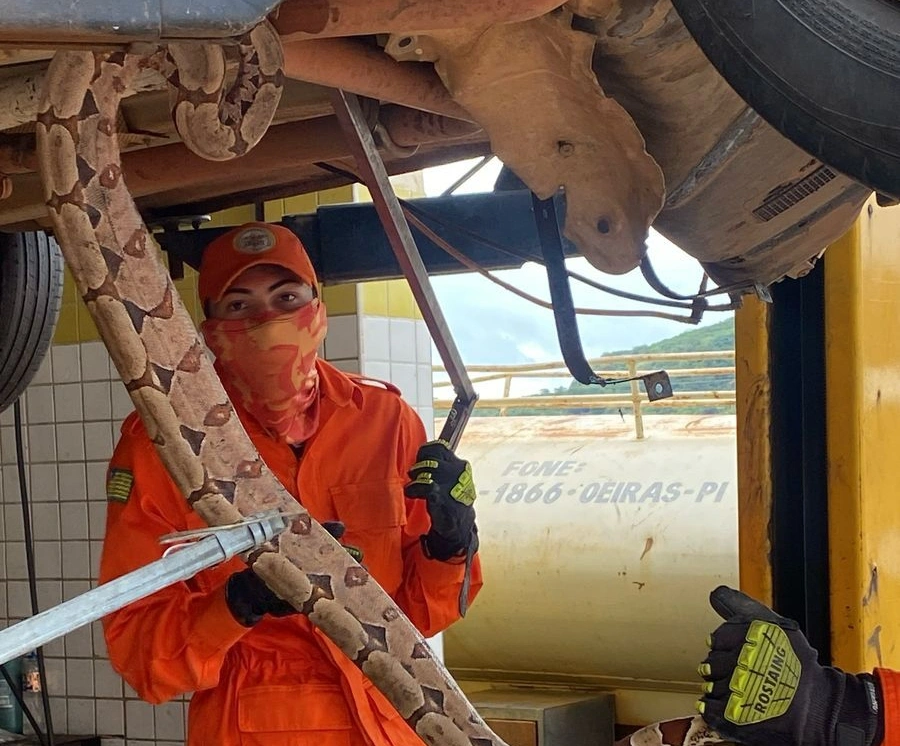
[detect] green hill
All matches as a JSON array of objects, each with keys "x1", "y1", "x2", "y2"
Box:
[
  {"x1": 445, "y1": 317, "x2": 737, "y2": 418},
  {"x1": 607, "y1": 317, "x2": 734, "y2": 356},
  {"x1": 559, "y1": 318, "x2": 735, "y2": 414}
]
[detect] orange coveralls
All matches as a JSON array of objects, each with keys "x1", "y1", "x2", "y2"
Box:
[{"x1": 99, "y1": 360, "x2": 482, "y2": 746}]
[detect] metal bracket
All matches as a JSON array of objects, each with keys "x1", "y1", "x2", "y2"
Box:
[
  {"x1": 0, "y1": 510, "x2": 291, "y2": 667},
  {"x1": 331, "y1": 89, "x2": 478, "y2": 450},
  {"x1": 148, "y1": 214, "x2": 211, "y2": 281},
  {"x1": 533, "y1": 193, "x2": 673, "y2": 403}
]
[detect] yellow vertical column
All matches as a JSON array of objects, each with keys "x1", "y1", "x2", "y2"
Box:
[
  {"x1": 826, "y1": 199, "x2": 900, "y2": 672},
  {"x1": 735, "y1": 296, "x2": 774, "y2": 605}
]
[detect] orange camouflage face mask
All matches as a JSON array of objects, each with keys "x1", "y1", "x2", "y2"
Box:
[{"x1": 201, "y1": 300, "x2": 328, "y2": 444}]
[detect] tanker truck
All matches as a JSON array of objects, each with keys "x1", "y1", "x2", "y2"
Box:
[{"x1": 443, "y1": 412, "x2": 738, "y2": 745}]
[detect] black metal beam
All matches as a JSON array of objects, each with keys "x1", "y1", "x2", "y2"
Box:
[
  {"x1": 155, "y1": 189, "x2": 581, "y2": 286},
  {"x1": 769, "y1": 261, "x2": 831, "y2": 662}
]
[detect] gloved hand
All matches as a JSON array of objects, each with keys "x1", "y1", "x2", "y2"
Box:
[
  {"x1": 225, "y1": 520, "x2": 358, "y2": 626},
  {"x1": 225, "y1": 567, "x2": 295, "y2": 627},
  {"x1": 404, "y1": 440, "x2": 478, "y2": 561},
  {"x1": 321, "y1": 520, "x2": 364, "y2": 565},
  {"x1": 698, "y1": 586, "x2": 882, "y2": 746}
]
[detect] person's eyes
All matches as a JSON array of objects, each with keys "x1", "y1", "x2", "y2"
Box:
[
  {"x1": 226, "y1": 300, "x2": 248, "y2": 313},
  {"x1": 275, "y1": 286, "x2": 313, "y2": 308}
]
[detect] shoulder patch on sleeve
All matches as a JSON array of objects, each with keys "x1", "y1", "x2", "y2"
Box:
[
  {"x1": 106, "y1": 468, "x2": 134, "y2": 503},
  {"x1": 349, "y1": 375, "x2": 403, "y2": 397}
]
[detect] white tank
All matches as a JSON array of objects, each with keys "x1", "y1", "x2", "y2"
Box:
[{"x1": 443, "y1": 414, "x2": 739, "y2": 687}]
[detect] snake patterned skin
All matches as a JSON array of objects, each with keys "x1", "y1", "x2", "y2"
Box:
[
  {"x1": 34, "y1": 21, "x2": 725, "y2": 746},
  {"x1": 615, "y1": 716, "x2": 729, "y2": 746}
]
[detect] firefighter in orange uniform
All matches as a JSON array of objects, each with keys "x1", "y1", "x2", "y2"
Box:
[
  {"x1": 696, "y1": 586, "x2": 900, "y2": 746},
  {"x1": 99, "y1": 222, "x2": 482, "y2": 746}
]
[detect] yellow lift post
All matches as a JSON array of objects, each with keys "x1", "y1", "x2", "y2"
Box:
[
  {"x1": 826, "y1": 199, "x2": 900, "y2": 673},
  {"x1": 736, "y1": 197, "x2": 900, "y2": 672}
]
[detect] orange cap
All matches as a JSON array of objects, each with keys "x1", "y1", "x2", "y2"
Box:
[{"x1": 198, "y1": 222, "x2": 317, "y2": 306}]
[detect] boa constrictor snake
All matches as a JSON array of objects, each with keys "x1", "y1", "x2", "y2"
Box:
[{"x1": 34, "y1": 21, "x2": 727, "y2": 746}]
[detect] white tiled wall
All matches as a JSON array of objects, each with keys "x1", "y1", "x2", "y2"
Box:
[
  {"x1": 0, "y1": 317, "x2": 435, "y2": 744},
  {"x1": 322, "y1": 314, "x2": 361, "y2": 368},
  {"x1": 1, "y1": 343, "x2": 187, "y2": 746},
  {"x1": 359, "y1": 316, "x2": 435, "y2": 438}
]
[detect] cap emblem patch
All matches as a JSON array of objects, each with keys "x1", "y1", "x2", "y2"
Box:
[{"x1": 233, "y1": 227, "x2": 276, "y2": 254}]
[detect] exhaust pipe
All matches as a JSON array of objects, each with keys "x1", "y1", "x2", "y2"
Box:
[
  {"x1": 282, "y1": 38, "x2": 472, "y2": 121},
  {"x1": 0, "y1": 0, "x2": 284, "y2": 44}
]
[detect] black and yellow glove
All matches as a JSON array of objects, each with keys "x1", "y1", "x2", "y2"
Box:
[
  {"x1": 225, "y1": 521, "x2": 360, "y2": 626},
  {"x1": 698, "y1": 586, "x2": 882, "y2": 746},
  {"x1": 404, "y1": 440, "x2": 478, "y2": 561}
]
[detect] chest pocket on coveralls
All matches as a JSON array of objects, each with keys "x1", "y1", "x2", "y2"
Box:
[
  {"x1": 237, "y1": 684, "x2": 354, "y2": 746},
  {"x1": 329, "y1": 478, "x2": 406, "y2": 593}
]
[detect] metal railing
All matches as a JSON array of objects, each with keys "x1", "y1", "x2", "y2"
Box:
[{"x1": 433, "y1": 351, "x2": 736, "y2": 440}]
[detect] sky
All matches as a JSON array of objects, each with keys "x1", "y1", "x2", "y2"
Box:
[{"x1": 417, "y1": 157, "x2": 734, "y2": 396}]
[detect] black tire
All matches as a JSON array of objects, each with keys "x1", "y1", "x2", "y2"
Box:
[
  {"x1": 0, "y1": 232, "x2": 64, "y2": 415},
  {"x1": 670, "y1": 0, "x2": 900, "y2": 200}
]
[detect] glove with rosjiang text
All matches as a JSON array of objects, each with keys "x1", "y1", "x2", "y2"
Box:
[
  {"x1": 225, "y1": 520, "x2": 360, "y2": 626},
  {"x1": 404, "y1": 440, "x2": 478, "y2": 561},
  {"x1": 698, "y1": 586, "x2": 882, "y2": 746}
]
